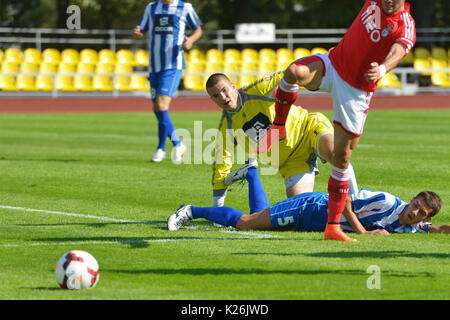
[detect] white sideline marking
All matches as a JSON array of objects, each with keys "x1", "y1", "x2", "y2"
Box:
[
  {"x1": 0, "y1": 204, "x2": 277, "y2": 248},
  {"x1": 0, "y1": 204, "x2": 160, "y2": 225}
]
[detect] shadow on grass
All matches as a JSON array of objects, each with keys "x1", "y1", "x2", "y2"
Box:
[
  {"x1": 104, "y1": 267, "x2": 433, "y2": 278},
  {"x1": 30, "y1": 234, "x2": 275, "y2": 249},
  {"x1": 232, "y1": 250, "x2": 450, "y2": 259}
]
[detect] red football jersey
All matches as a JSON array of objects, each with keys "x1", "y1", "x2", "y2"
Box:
[{"x1": 329, "y1": 0, "x2": 416, "y2": 92}]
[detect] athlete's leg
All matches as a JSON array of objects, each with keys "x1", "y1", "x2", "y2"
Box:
[
  {"x1": 154, "y1": 94, "x2": 181, "y2": 149},
  {"x1": 246, "y1": 166, "x2": 270, "y2": 214},
  {"x1": 191, "y1": 206, "x2": 245, "y2": 228},
  {"x1": 317, "y1": 132, "x2": 359, "y2": 195},
  {"x1": 325, "y1": 124, "x2": 359, "y2": 242},
  {"x1": 236, "y1": 208, "x2": 272, "y2": 231},
  {"x1": 256, "y1": 56, "x2": 324, "y2": 153}
]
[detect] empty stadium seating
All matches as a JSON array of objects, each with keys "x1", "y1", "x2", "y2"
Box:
[{"x1": 0, "y1": 46, "x2": 449, "y2": 92}]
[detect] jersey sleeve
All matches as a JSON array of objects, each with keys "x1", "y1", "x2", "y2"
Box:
[
  {"x1": 212, "y1": 114, "x2": 235, "y2": 190},
  {"x1": 396, "y1": 13, "x2": 416, "y2": 54},
  {"x1": 185, "y1": 3, "x2": 203, "y2": 30},
  {"x1": 351, "y1": 189, "x2": 397, "y2": 214},
  {"x1": 138, "y1": 4, "x2": 151, "y2": 31}
]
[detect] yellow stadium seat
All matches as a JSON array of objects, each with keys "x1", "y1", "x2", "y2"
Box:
[
  {"x1": 188, "y1": 48, "x2": 205, "y2": 64},
  {"x1": 276, "y1": 48, "x2": 294, "y2": 71},
  {"x1": 1, "y1": 62, "x2": 19, "y2": 73},
  {"x1": 206, "y1": 48, "x2": 224, "y2": 64},
  {"x1": 311, "y1": 47, "x2": 327, "y2": 55},
  {"x1": 40, "y1": 62, "x2": 57, "y2": 74},
  {"x1": 42, "y1": 48, "x2": 60, "y2": 64},
  {"x1": 294, "y1": 48, "x2": 311, "y2": 59},
  {"x1": 224, "y1": 48, "x2": 241, "y2": 64},
  {"x1": 17, "y1": 75, "x2": 37, "y2": 91},
  {"x1": 431, "y1": 47, "x2": 448, "y2": 60},
  {"x1": 414, "y1": 58, "x2": 431, "y2": 76},
  {"x1": 237, "y1": 75, "x2": 258, "y2": 89},
  {"x1": 378, "y1": 72, "x2": 402, "y2": 88},
  {"x1": 96, "y1": 63, "x2": 114, "y2": 74},
  {"x1": 241, "y1": 48, "x2": 258, "y2": 63},
  {"x1": 430, "y1": 59, "x2": 450, "y2": 87},
  {"x1": 130, "y1": 75, "x2": 150, "y2": 91},
  {"x1": 205, "y1": 61, "x2": 223, "y2": 74},
  {"x1": 74, "y1": 63, "x2": 94, "y2": 91},
  {"x1": 114, "y1": 63, "x2": 133, "y2": 91},
  {"x1": 184, "y1": 59, "x2": 204, "y2": 89},
  {"x1": 116, "y1": 49, "x2": 135, "y2": 65},
  {"x1": 259, "y1": 48, "x2": 276, "y2": 64},
  {"x1": 61, "y1": 48, "x2": 79, "y2": 65},
  {"x1": 98, "y1": 49, "x2": 116, "y2": 64},
  {"x1": 80, "y1": 49, "x2": 98, "y2": 65},
  {"x1": 58, "y1": 62, "x2": 76, "y2": 74},
  {"x1": 23, "y1": 48, "x2": 41, "y2": 64},
  {"x1": 77, "y1": 62, "x2": 95, "y2": 74},
  {"x1": 400, "y1": 51, "x2": 414, "y2": 64},
  {"x1": 258, "y1": 61, "x2": 276, "y2": 75},
  {"x1": 36, "y1": 75, "x2": 53, "y2": 91},
  {"x1": 55, "y1": 75, "x2": 75, "y2": 91},
  {"x1": 414, "y1": 47, "x2": 430, "y2": 59},
  {"x1": 134, "y1": 49, "x2": 149, "y2": 67},
  {"x1": 37, "y1": 62, "x2": 56, "y2": 91},
  {"x1": 93, "y1": 75, "x2": 113, "y2": 91},
  {"x1": 3, "y1": 48, "x2": 22, "y2": 64},
  {"x1": 183, "y1": 75, "x2": 204, "y2": 91},
  {"x1": 115, "y1": 63, "x2": 132, "y2": 74},
  {"x1": 0, "y1": 49, "x2": 3, "y2": 61},
  {"x1": 223, "y1": 61, "x2": 240, "y2": 83},
  {"x1": 0, "y1": 75, "x2": 17, "y2": 91},
  {"x1": 74, "y1": 75, "x2": 93, "y2": 91}
]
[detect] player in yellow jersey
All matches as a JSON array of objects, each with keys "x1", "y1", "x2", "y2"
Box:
[{"x1": 206, "y1": 72, "x2": 358, "y2": 209}]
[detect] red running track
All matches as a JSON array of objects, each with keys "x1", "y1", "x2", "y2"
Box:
[{"x1": 0, "y1": 94, "x2": 449, "y2": 113}]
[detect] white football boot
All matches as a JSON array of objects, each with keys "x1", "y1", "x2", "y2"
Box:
[
  {"x1": 171, "y1": 142, "x2": 186, "y2": 163},
  {"x1": 224, "y1": 158, "x2": 258, "y2": 186},
  {"x1": 151, "y1": 148, "x2": 166, "y2": 162},
  {"x1": 167, "y1": 204, "x2": 193, "y2": 231}
]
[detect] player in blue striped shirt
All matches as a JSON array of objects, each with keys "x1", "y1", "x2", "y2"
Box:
[
  {"x1": 168, "y1": 165, "x2": 448, "y2": 235},
  {"x1": 134, "y1": 0, "x2": 202, "y2": 163}
]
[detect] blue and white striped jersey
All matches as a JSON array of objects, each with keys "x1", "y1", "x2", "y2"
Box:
[
  {"x1": 269, "y1": 190, "x2": 431, "y2": 233},
  {"x1": 138, "y1": 0, "x2": 202, "y2": 73},
  {"x1": 340, "y1": 189, "x2": 430, "y2": 233}
]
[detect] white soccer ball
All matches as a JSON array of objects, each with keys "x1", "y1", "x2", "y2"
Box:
[{"x1": 55, "y1": 250, "x2": 100, "y2": 290}]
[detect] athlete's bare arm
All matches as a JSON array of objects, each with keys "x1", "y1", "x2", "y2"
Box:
[
  {"x1": 365, "y1": 42, "x2": 406, "y2": 82},
  {"x1": 429, "y1": 224, "x2": 450, "y2": 234},
  {"x1": 342, "y1": 196, "x2": 390, "y2": 235}
]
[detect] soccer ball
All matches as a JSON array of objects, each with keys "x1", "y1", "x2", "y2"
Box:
[{"x1": 55, "y1": 250, "x2": 100, "y2": 290}]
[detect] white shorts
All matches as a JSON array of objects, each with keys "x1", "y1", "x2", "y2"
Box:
[{"x1": 316, "y1": 53, "x2": 373, "y2": 136}]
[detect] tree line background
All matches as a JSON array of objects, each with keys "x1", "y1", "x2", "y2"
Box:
[{"x1": 0, "y1": 0, "x2": 448, "y2": 30}]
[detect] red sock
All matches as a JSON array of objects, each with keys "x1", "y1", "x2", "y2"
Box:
[
  {"x1": 273, "y1": 79, "x2": 298, "y2": 126},
  {"x1": 327, "y1": 167, "x2": 350, "y2": 224}
]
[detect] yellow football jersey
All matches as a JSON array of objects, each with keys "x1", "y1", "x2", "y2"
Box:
[{"x1": 212, "y1": 72, "x2": 333, "y2": 190}]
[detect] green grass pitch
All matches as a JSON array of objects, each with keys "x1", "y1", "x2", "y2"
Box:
[{"x1": 0, "y1": 108, "x2": 449, "y2": 301}]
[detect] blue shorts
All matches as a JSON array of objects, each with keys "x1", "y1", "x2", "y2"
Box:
[
  {"x1": 269, "y1": 192, "x2": 329, "y2": 231},
  {"x1": 149, "y1": 69, "x2": 183, "y2": 102}
]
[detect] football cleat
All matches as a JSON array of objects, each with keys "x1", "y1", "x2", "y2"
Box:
[
  {"x1": 167, "y1": 204, "x2": 193, "y2": 231},
  {"x1": 151, "y1": 148, "x2": 166, "y2": 162},
  {"x1": 171, "y1": 142, "x2": 186, "y2": 164},
  {"x1": 224, "y1": 158, "x2": 258, "y2": 186}
]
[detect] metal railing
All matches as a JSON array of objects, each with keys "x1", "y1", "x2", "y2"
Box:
[
  {"x1": 0, "y1": 27, "x2": 449, "y2": 51},
  {"x1": 1, "y1": 68, "x2": 449, "y2": 98}
]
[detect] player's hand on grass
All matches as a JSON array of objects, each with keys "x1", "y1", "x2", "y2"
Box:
[{"x1": 365, "y1": 229, "x2": 390, "y2": 235}]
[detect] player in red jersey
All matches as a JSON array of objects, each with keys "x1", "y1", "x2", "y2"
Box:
[{"x1": 258, "y1": 0, "x2": 416, "y2": 242}]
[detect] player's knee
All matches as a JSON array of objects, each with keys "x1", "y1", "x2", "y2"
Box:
[
  {"x1": 287, "y1": 62, "x2": 310, "y2": 83},
  {"x1": 332, "y1": 153, "x2": 351, "y2": 169},
  {"x1": 235, "y1": 215, "x2": 251, "y2": 231}
]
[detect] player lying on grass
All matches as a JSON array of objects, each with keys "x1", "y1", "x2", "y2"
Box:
[{"x1": 168, "y1": 162, "x2": 448, "y2": 235}]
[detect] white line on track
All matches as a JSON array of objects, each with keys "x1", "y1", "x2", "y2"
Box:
[{"x1": 0, "y1": 204, "x2": 277, "y2": 248}]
